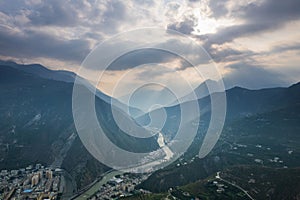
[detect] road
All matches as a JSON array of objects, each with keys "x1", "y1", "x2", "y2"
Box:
[{"x1": 216, "y1": 172, "x2": 255, "y2": 200}]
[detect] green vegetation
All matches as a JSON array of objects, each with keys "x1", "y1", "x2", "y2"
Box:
[
  {"x1": 1, "y1": 63, "x2": 300, "y2": 198},
  {"x1": 121, "y1": 193, "x2": 170, "y2": 200},
  {"x1": 221, "y1": 166, "x2": 300, "y2": 199},
  {"x1": 138, "y1": 99, "x2": 300, "y2": 199}
]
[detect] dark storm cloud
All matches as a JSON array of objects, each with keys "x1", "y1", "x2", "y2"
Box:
[
  {"x1": 223, "y1": 62, "x2": 290, "y2": 89},
  {"x1": 0, "y1": 27, "x2": 90, "y2": 63}
]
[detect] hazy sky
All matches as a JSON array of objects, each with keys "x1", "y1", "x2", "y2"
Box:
[{"x1": 0, "y1": 0, "x2": 300, "y2": 91}]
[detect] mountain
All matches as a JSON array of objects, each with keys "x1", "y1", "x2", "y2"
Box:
[
  {"x1": 0, "y1": 60, "x2": 144, "y2": 115},
  {"x1": 173, "y1": 79, "x2": 222, "y2": 104},
  {"x1": 138, "y1": 101, "x2": 300, "y2": 194},
  {"x1": 0, "y1": 63, "x2": 157, "y2": 191},
  {"x1": 119, "y1": 79, "x2": 300, "y2": 196},
  {"x1": 224, "y1": 83, "x2": 300, "y2": 119},
  {"x1": 141, "y1": 81, "x2": 300, "y2": 135},
  {"x1": 0, "y1": 60, "x2": 76, "y2": 83},
  {"x1": 1, "y1": 61, "x2": 300, "y2": 198},
  {"x1": 0, "y1": 64, "x2": 105, "y2": 191},
  {"x1": 133, "y1": 166, "x2": 300, "y2": 200}
]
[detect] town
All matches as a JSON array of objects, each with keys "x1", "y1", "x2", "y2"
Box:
[
  {"x1": 87, "y1": 173, "x2": 150, "y2": 200},
  {"x1": 0, "y1": 164, "x2": 64, "y2": 200}
]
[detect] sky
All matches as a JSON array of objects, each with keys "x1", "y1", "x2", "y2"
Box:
[{"x1": 0, "y1": 0, "x2": 300, "y2": 95}]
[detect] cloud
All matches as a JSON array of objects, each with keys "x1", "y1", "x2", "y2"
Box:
[
  {"x1": 136, "y1": 64, "x2": 175, "y2": 80},
  {"x1": 0, "y1": 25, "x2": 90, "y2": 63},
  {"x1": 210, "y1": 47, "x2": 254, "y2": 63},
  {"x1": 98, "y1": 1, "x2": 129, "y2": 34},
  {"x1": 0, "y1": 0, "x2": 131, "y2": 64},
  {"x1": 108, "y1": 48, "x2": 180, "y2": 71},
  {"x1": 202, "y1": 0, "x2": 300, "y2": 47},
  {"x1": 241, "y1": 0, "x2": 300, "y2": 24},
  {"x1": 208, "y1": 0, "x2": 228, "y2": 19},
  {"x1": 133, "y1": 0, "x2": 155, "y2": 6},
  {"x1": 0, "y1": 0, "x2": 80, "y2": 27},
  {"x1": 166, "y1": 3, "x2": 198, "y2": 35},
  {"x1": 101, "y1": 38, "x2": 210, "y2": 71},
  {"x1": 167, "y1": 17, "x2": 196, "y2": 35},
  {"x1": 27, "y1": 0, "x2": 80, "y2": 27},
  {"x1": 223, "y1": 62, "x2": 290, "y2": 89},
  {"x1": 201, "y1": 23, "x2": 273, "y2": 46},
  {"x1": 187, "y1": 0, "x2": 300, "y2": 70},
  {"x1": 0, "y1": 0, "x2": 299, "y2": 90},
  {"x1": 270, "y1": 43, "x2": 300, "y2": 54}
]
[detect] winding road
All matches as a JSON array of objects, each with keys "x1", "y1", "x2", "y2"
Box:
[{"x1": 216, "y1": 172, "x2": 255, "y2": 200}]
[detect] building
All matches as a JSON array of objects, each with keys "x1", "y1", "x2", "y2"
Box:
[
  {"x1": 46, "y1": 170, "x2": 53, "y2": 179},
  {"x1": 31, "y1": 174, "x2": 40, "y2": 187}
]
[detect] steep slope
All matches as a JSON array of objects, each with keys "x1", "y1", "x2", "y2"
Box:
[
  {"x1": 0, "y1": 65, "x2": 75, "y2": 169},
  {"x1": 0, "y1": 64, "x2": 157, "y2": 190}
]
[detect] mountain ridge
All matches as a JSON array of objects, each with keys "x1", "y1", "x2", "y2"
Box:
[{"x1": 1, "y1": 61, "x2": 300, "y2": 194}]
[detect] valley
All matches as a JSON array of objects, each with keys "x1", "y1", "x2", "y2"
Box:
[{"x1": 0, "y1": 62, "x2": 300, "y2": 199}]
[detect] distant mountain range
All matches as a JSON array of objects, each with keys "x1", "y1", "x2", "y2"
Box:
[
  {"x1": 0, "y1": 60, "x2": 299, "y2": 195},
  {"x1": 137, "y1": 78, "x2": 300, "y2": 142}
]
